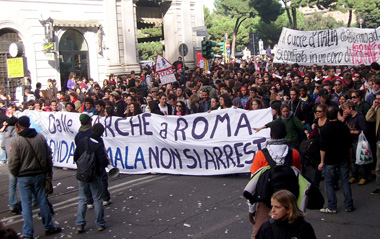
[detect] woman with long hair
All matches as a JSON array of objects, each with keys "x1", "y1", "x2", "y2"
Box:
[
  {"x1": 219, "y1": 93, "x2": 232, "y2": 109},
  {"x1": 174, "y1": 101, "x2": 187, "y2": 116},
  {"x1": 239, "y1": 86, "x2": 250, "y2": 109},
  {"x1": 189, "y1": 94, "x2": 200, "y2": 114},
  {"x1": 125, "y1": 102, "x2": 142, "y2": 117},
  {"x1": 306, "y1": 103, "x2": 328, "y2": 186},
  {"x1": 256, "y1": 190, "x2": 316, "y2": 239},
  {"x1": 66, "y1": 72, "x2": 76, "y2": 92},
  {"x1": 208, "y1": 97, "x2": 220, "y2": 112},
  {"x1": 148, "y1": 100, "x2": 164, "y2": 115},
  {"x1": 250, "y1": 98, "x2": 264, "y2": 110}
]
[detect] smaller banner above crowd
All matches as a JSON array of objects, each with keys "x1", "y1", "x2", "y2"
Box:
[
  {"x1": 273, "y1": 27, "x2": 380, "y2": 66},
  {"x1": 22, "y1": 108, "x2": 272, "y2": 176},
  {"x1": 155, "y1": 54, "x2": 177, "y2": 84}
]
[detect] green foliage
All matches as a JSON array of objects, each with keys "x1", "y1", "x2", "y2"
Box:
[
  {"x1": 355, "y1": 0, "x2": 380, "y2": 28},
  {"x1": 138, "y1": 42, "x2": 163, "y2": 61},
  {"x1": 251, "y1": 0, "x2": 283, "y2": 23},
  {"x1": 139, "y1": 27, "x2": 162, "y2": 38},
  {"x1": 301, "y1": 12, "x2": 345, "y2": 30},
  {"x1": 137, "y1": 27, "x2": 163, "y2": 60},
  {"x1": 214, "y1": 0, "x2": 254, "y2": 19}
]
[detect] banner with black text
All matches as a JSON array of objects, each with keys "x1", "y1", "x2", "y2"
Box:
[
  {"x1": 22, "y1": 108, "x2": 272, "y2": 176},
  {"x1": 274, "y1": 27, "x2": 380, "y2": 66}
]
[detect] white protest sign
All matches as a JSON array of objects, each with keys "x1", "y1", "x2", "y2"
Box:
[
  {"x1": 158, "y1": 69, "x2": 177, "y2": 84},
  {"x1": 155, "y1": 54, "x2": 173, "y2": 72},
  {"x1": 22, "y1": 108, "x2": 272, "y2": 176},
  {"x1": 273, "y1": 27, "x2": 380, "y2": 66}
]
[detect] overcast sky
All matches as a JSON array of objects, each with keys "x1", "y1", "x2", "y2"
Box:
[{"x1": 203, "y1": 1, "x2": 215, "y2": 12}]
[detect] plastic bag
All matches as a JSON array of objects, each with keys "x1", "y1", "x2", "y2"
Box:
[{"x1": 355, "y1": 132, "x2": 373, "y2": 165}]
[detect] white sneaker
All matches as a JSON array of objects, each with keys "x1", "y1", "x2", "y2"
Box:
[
  {"x1": 87, "y1": 204, "x2": 94, "y2": 209},
  {"x1": 103, "y1": 200, "x2": 112, "y2": 206},
  {"x1": 320, "y1": 208, "x2": 337, "y2": 214}
]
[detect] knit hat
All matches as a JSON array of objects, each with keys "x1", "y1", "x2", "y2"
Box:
[
  {"x1": 17, "y1": 116, "x2": 30, "y2": 128},
  {"x1": 79, "y1": 112, "x2": 92, "y2": 124},
  {"x1": 270, "y1": 120, "x2": 287, "y2": 139},
  {"x1": 7, "y1": 116, "x2": 18, "y2": 126}
]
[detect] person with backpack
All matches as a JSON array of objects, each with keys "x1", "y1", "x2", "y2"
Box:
[
  {"x1": 75, "y1": 113, "x2": 111, "y2": 208},
  {"x1": 74, "y1": 123, "x2": 109, "y2": 233},
  {"x1": 247, "y1": 120, "x2": 302, "y2": 239}
]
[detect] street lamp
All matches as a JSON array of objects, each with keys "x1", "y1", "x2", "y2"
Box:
[{"x1": 359, "y1": 18, "x2": 364, "y2": 28}]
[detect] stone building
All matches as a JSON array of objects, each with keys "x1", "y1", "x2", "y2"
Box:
[{"x1": 0, "y1": 0, "x2": 204, "y2": 93}]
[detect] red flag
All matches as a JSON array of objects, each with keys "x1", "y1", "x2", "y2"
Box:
[{"x1": 254, "y1": 61, "x2": 260, "y2": 74}]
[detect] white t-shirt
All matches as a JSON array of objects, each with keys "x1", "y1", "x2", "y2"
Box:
[{"x1": 159, "y1": 104, "x2": 168, "y2": 115}]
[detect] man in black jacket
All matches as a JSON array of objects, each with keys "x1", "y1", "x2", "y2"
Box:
[
  {"x1": 8, "y1": 116, "x2": 61, "y2": 238},
  {"x1": 318, "y1": 106, "x2": 354, "y2": 213},
  {"x1": 74, "y1": 123, "x2": 109, "y2": 233}
]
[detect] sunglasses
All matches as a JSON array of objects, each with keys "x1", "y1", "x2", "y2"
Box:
[
  {"x1": 315, "y1": 110, "x2": 323, "y2": 113},
  {"x1": 176, "y1": 105, "x2": 182, "y2": 107},
  {"x1": 335, "y1": 84, "x2": 341, "y2": 86},
  {"x1": 351, "y1": 96, "x2": 357, "y2": 98}
]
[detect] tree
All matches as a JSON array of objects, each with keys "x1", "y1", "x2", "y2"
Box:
[
  {"x1": 301, "y1": 12, "x2": 345, "y2": 30},
  {"x1": 214, "y1": 0, "x2": 257, "y2": 58},
  {"x1": 251, "y1": 0, "x2": 283, "y2": 24},
  {"x1": 309, "y1": 0, "x2": 357, "y2": 27},
  {"x1": 355, "y1": 0, "x2": 380, "y2": 28},
  {"x1": 281, "y1": 0, "x2": 309, "y2": 29}
]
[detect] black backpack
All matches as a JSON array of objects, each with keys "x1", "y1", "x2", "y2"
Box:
[
  {"x1": 75, "y1": 137, "x2": 98, "y2": 182},
  {"x1": 252, "y1": 148, "x2": 299, "y2": 207}
]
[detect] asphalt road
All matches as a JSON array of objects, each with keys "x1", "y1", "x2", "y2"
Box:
[{"x1": 0, "y1": 165, "x2": 379, "y2": 239}]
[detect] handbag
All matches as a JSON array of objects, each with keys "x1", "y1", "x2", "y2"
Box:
[
  {"x1": 23, "y1": 137, "x2": 54, "y2": 194},
  {"x1": 355, "y1": 132, "x2": 374, "y2": 165}
]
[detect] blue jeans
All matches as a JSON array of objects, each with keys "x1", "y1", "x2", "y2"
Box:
[
  {"x1": 18, "y1": 174, "x2": 55, "y2": 238},
  {"x1": 76, "y1": 176, "x2": 106, "y2": 228},
  {"x1": 324, "y1": 162, "x2": 354, "y2": 211},
  {"x1": 8, "y1": 171, "x2": 18, "y2": 208}
]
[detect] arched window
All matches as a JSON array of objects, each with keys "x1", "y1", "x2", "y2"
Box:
[
  {"x1": 0, "y1": 29, "x2": 23, "y2": 94},
  {"x1": 59, "y1": 29, "x2": 89, "y2": 91}
]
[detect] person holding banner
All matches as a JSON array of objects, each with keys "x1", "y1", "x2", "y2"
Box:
[{"x1": 254, "y1": 104, "x2": 305, "y2": 149}]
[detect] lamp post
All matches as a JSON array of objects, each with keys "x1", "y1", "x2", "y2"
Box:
[{"x1": 359, "y1": 18, "x2": 364, "y2": 28}]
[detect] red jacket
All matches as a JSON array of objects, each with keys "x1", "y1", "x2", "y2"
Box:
[{"x1": 250, "y1": 149, "x2": 302, "y2": 174}]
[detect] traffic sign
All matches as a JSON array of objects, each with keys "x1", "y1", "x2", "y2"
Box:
[
  {"x1": 179, "y1": 43, "x2": 188, "y2": 57},
  {"x1": 155, "y1": 54, "x2": 173, "y2": 72},
  {"x1": 227, "y1": 48, "x2": 231, "y2": 55},
  {"x1": 226, "y1": 42, "x2": 230, "y2": 48}
]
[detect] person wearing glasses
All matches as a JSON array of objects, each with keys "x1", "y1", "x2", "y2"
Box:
[
  {"x1": 174, "y1": 101, "x2": 187, "y2": 116},
  {"x1": 351, "y1": 90, "x2": 370, "y2": 116},
  {"x1": 353, "y1": 72, "x2": 364, "y2": 90},
  {"x1": 332, "y1": 79, "x2": 344, "y2": 99}
]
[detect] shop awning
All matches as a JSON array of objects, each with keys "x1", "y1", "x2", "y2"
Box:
[
  {"x1": 53, "y1": 20, "x2": 102, "y2": 28},
  {"x1": 136, "y1": 7, "x2": 162, "y2": 26}
]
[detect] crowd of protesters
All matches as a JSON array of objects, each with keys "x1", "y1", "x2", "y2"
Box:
[{"x1": 0, "y1": 56, "x2": 380, "y2": 193}]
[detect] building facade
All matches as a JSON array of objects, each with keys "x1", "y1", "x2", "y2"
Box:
[{"x1": 0, "y1": 0, "x2": 204, "y2": 92}]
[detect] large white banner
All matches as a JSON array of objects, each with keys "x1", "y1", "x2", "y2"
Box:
[
  {"x1": 273, "y1": 27, "x2": 380, "y2": 66},
  {"x1": 22, "y1": 108, "x2": 272, "y2": 176}
]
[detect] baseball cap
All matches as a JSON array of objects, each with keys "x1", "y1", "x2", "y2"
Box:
[
  {"x1": 79, "y1": 112, "x2": 93, "y2": 124},
  {"x1": 319, "y1": 88, "x2": 329, "y2": 98}
]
